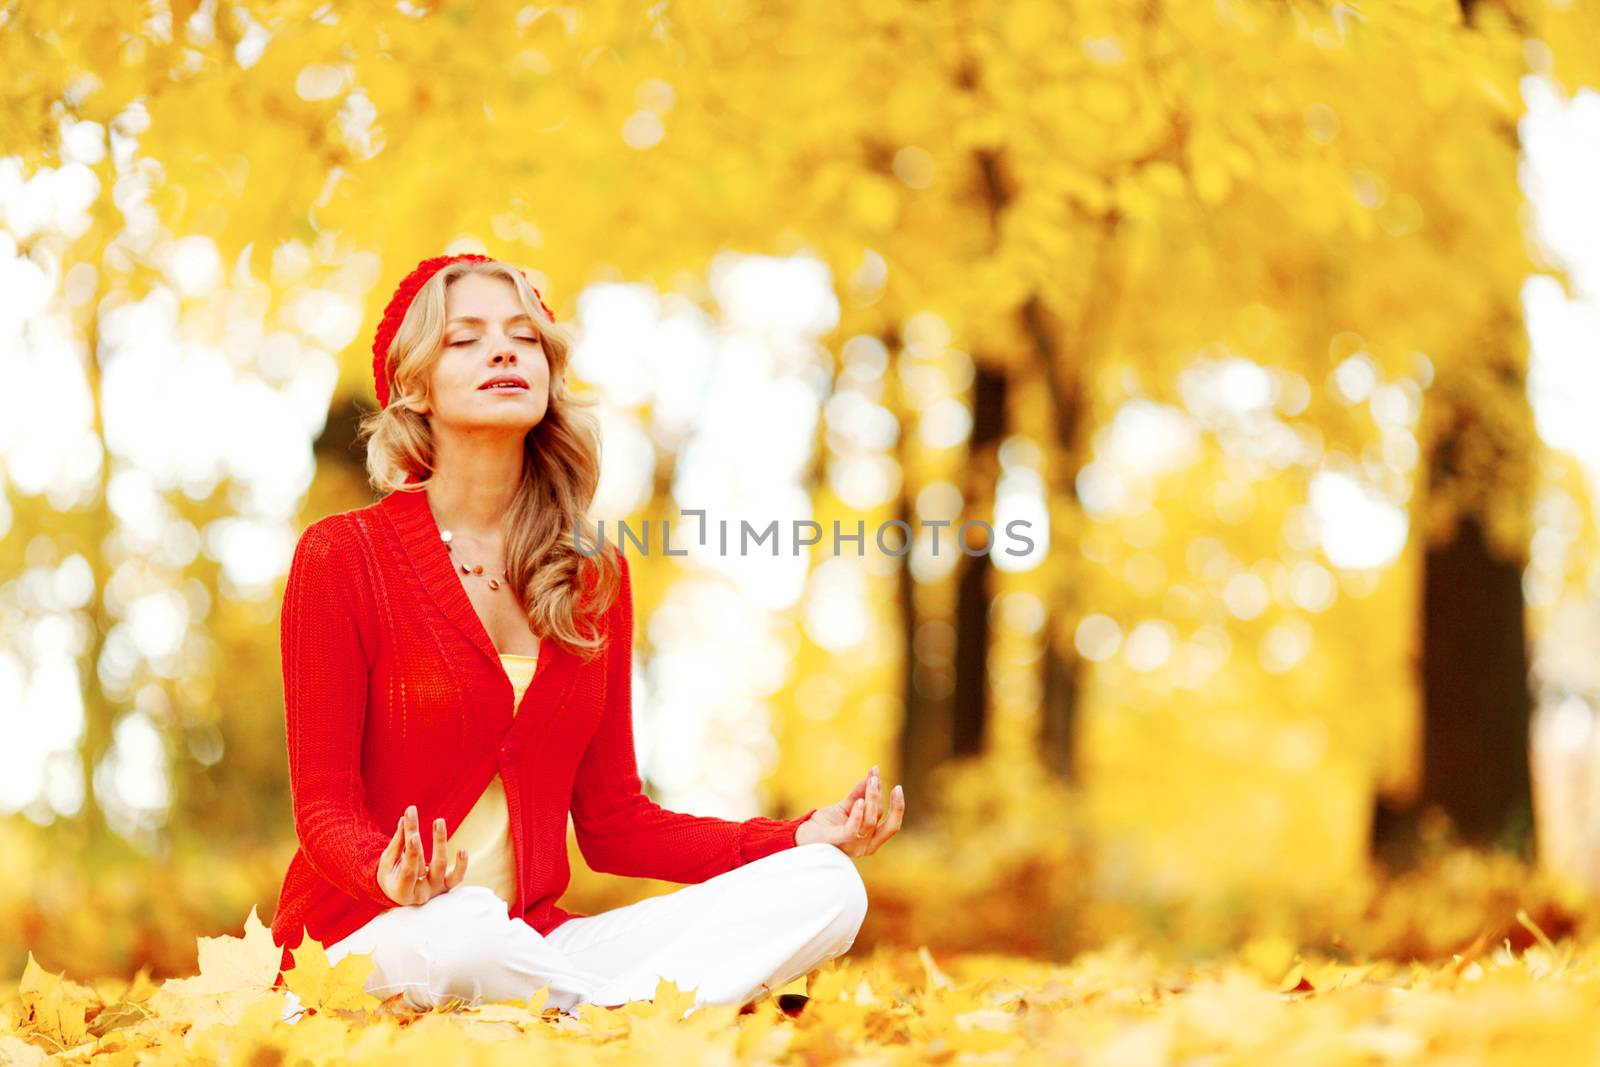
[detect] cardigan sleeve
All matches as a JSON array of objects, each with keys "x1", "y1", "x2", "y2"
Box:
[
  {"x1": 569, "y1": 551, "x2": 817, "y2": 882},
  {"x1": 280, "y1": 515, "x2": 396, "y2": 910}
]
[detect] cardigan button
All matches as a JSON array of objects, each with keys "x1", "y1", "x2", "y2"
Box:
[{"x1": 501, "y1": 743, "x2": 516, "y2": 761}]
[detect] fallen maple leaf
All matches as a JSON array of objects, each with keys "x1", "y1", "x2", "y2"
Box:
[
  {"x1": 146, "y1": 905, "x2": 283, "y2": 1029},
  {"x1": 17, "y1": 952, "x2": 98, "y2": 1052},
  {"x1": 284, "y1": 938, "x2": 380, "y2": 1015}
]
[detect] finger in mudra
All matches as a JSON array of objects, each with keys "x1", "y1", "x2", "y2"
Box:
[
  {"x1": 795, "y1": 764, "x2": 905, "y2": 857},
  {"x1": 378, "y1": 804, "x2": 470, "y2": 905}
]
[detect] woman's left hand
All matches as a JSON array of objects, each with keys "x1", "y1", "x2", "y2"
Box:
[{"x1": 795, "y1": 764, "x2": 904, "y2": 856}]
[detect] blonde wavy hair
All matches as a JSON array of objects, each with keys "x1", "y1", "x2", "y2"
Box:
[{"x1": 355, "y1": 258, "x2": 621, "y2": 660}]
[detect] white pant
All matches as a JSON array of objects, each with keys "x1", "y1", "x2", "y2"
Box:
[{"x1": 279, "y1": 842, "x2": 866, "y2": 1022}]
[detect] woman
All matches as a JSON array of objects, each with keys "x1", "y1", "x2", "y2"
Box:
[{"x1": 270, "y1": 253, "x2": 905, "y2": 1020}]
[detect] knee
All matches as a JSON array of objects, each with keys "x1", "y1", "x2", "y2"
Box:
[
  {"x1": 794, "y1": 843, "x2": 868, "y2": 942},
  {"x1": 410, "y1": 890, "x2": 515, "y2": 1002},
  {"x1": 447, "y1": 884, "x2": 511, "y2": 917}
]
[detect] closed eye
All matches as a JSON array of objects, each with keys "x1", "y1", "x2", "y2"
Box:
[{"x1": 449, "y1": 336, "x2": 539, "y2": 346}]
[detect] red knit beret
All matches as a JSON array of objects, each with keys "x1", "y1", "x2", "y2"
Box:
[{"x1": 371, "y1": 252, "x2": 555, "y2": 409}]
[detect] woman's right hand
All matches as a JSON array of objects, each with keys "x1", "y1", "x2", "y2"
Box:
[{"x1": 377, "y1": 805, "x2": 469, "y2": 905}]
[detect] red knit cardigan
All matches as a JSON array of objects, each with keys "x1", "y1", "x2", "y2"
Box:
[{"x1": 269, "y1": 482, "x2": 816, "y2": 984}]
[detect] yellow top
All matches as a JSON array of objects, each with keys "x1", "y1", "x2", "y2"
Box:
[{"x1": 445, "y1": 649, "x2": 539, "y2": 913}]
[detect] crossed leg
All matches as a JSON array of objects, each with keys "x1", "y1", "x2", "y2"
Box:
[
  {"x1": 278, "y1": 842, "x2": 866, "y2": 1023},
  {"x1": 286, "y1": 883, "x2": 608, "y2": 1018},
  {"x1": 548, "y1": 842, "x2": 868, "y2": 1013}
]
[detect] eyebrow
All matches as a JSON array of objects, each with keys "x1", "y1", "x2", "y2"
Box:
[{"x1": 446, "y1": 315, "x2": 535, "y2": 327}]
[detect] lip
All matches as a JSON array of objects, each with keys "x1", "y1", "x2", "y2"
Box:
[{"x1": 479, "y1": 374, "x2": 529, "y2": 391}]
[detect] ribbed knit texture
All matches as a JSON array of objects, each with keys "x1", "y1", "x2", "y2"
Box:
[{"x1": 270, "y1": 483, "x2": 816, "y2": 985}]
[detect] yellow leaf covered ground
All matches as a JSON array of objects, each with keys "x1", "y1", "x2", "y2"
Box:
[
  {"x1": 10, "y1": 776, "x2": 1600, "y2": 1064},
  {"x1": 8, "y1": 899, "x2": 1600, "y2": 1065}
]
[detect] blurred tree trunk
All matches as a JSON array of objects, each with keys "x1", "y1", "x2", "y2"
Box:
[
  {"x1": 1420, "y1": 513, "x2": 1532, "y2": 842},
  {"x1": 1040, "y1": 613, "x2": 1082, "y2": 781},
  {"x1": 1373, "y1": 483, "x2": 1534, "y2": 862},
  {"x1": 895, "y1": 482, "x2": 945, "y2": 815},
  {"x1": 894, "y1": 362, "x2": 1009, "y2": 787},
  {"x1": 951, "y1": 363, "x2": 1007, "y2": 756},
  {"x1": 1374, "y1": 311, "x2": 1535, "y2": 865},
  {"x1": 1021, "y1": 291, "x2": 1094, "y2": 783}
]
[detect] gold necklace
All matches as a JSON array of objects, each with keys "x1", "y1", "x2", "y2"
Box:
[{"x1": 439, "y1": 528, "x2": 509, "y2": 591}]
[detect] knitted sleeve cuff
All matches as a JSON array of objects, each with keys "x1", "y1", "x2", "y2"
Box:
[
  {"x1": 293, "y1": 805, "x2": 394, "y2": 909},
  {"x1": 737, "y1": 806, "x2": 818, "y2": 866},
  {"x1": 353, "y1": 833, "x2": 397, "y2": 908}
]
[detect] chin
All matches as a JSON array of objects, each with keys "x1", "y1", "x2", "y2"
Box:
[{"x1": 450, "y1": 410, "x2": 546, "y2": 432}]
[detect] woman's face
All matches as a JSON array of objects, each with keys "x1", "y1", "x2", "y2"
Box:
[{"x1": 423, "y1": 271, "x2": 551, "y2": 433}]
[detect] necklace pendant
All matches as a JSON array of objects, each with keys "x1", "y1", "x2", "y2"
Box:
[{"x1": 488, "y1": 578, "x2": 500, "y2": 590}]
